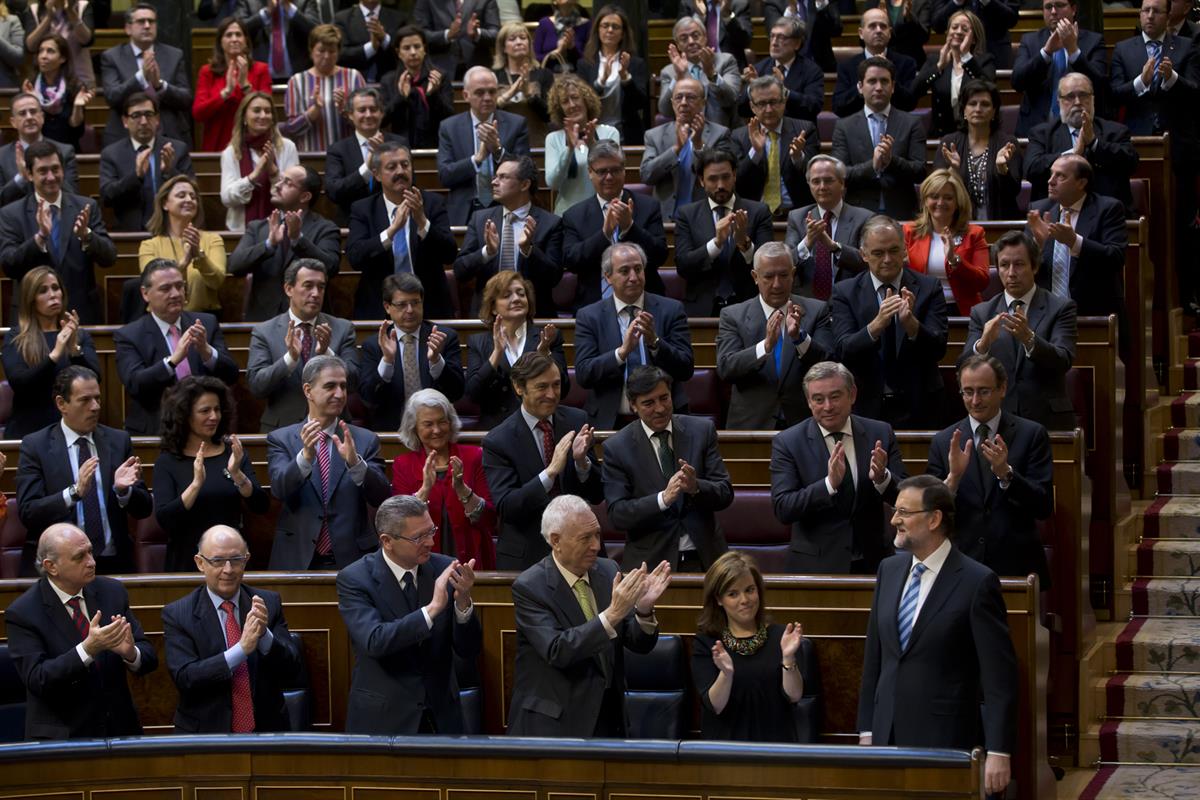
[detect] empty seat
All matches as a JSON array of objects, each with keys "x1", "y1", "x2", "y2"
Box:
[
  {"x1": 715, "y1": 490, "x2": 791, "y2": 572},
  {"x1": 683, "y1": 369, "x2": 723, "y2": 426},
  {"x1": 791, "y1": 637, "x2": 823, "y2": 744},
  {"x1": 456, "y1": 653, "x2": 483, "y2": 735},
  {"x1": 625, "y1": 634, "x2": 688, "y2": 739},
  {"x1": 282, "y1": 631, "x2": 312, "y2": 731},
  {"x1": 133, "y1": 515, "x2": 167, "y2": 575}
]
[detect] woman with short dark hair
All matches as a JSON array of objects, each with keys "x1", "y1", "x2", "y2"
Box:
[{"x1": 933, "y1": 79, "x2": 1023, "y2": 220}]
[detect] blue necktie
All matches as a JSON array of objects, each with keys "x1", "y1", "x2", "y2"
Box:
[
  {"x1": 49, "y1": 205, "x2": 61, "y2": 262},
  {"x1": 773, "y1": 334, "x2": 784, "y2": 382},
  {"x1": 896, "y1": 562, "x2": 928, "y2": 651},
  {"x1": 675, "y1": 139, "x2": 694, "y2": 215},
  {"x1": 1147, "y1": 40, "x2": 1163, "y2": 91},
  {"x1": 623, "y1": 305, "x2": 645, "y2": 376},
  {"x1": 1052, "y1": 208, "x2": 1071, "y2": 297},
  {"x1": 392, "y1": 208, "x2": 412, "y2": 274},
  {"x1": 1049, "y1": 48, "x2": 1068, "y2": 119}
]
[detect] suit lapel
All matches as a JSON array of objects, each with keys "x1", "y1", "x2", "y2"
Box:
[
  {"x1": 41, "y1": 579, "x2": 84, "y2": 646},
  {"x1": 370, "y1": 552, "x2": 411, "y2": 620},
  {"x1": 635, "y1": 426, "x2": 668, "y2": 491},
  {"x1": 192, "y1": 585, "x2": 227, "y2": 656},
  {"x1": 549, "y1": 558, "x2": 587, "y2": 629},
  {"x1": 46, "y1": 426, "x2": 72, "y2": 500},
  {"x1": 906, "y1": 548, "x2": 965, "y2": 652}
]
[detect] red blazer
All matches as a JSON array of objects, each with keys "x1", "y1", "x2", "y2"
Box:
[
  {"x1": 193, "y1": 61, "x2": 273, "y2": 152},
  {"x1": 392, "y1": 443, "x2": 497, "y2": 570},
  {"x1": 903, "y1": 223, "x2": 990, "y2": 315}
]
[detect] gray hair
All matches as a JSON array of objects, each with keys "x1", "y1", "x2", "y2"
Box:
[
  {"x1": 1058, "y1": 71, "x2": 1093, "y2": 93},
  {"x1": 367, "y1": 140, "x2": 411, "y2": 174},
  {"x1": 376, "y1": 495, "x2": 429, "y2": 539},
  {"x1": 770, "y1": 15, "x2": 807, "y2": 44},
  {"x1": 672, "y1": 76, "x2": 708, "y2": 101},
  {"x1": 398, "y1": 388, "x2": 463, "y2": 449},
  {"x1": 347, "y1": 86, "x2": 382, "y2": 112},
  {"x1": 806, "y1": 154, "x2": 847, "y2": 181},
  {"x1": 463, "y1": 65, "x2": 494, "y2": 89},
  {"x1": 860, "y1": 214, "x2": 905, "y2": 246},
  {"x1": 540, "y1": 494, "x2": 595, "y2": 543},
  {"x1": 672, "y1": 15, "x2": 704, "y2": 40},
  {"x1": 803, "y1": 361, "x2": 856, "y2": 395},
  {"x1": 600, "y1": 242, "x2": 647, "y2": 277},
  {"x1": 588, "y1": 140, "x2": 624, "y2": 167},
  {"x1": 302, "y1": 354, "x2": 346, "y2": 385},
  {"x1": 748, "y1": 75, "x2": 784, "y2": 99},
  {"x1": 34, "y1": 523, "x2": 83, "y2": 577},
  {"x1": 753, "y1": 240, "x2": 793, "y2": 270}
]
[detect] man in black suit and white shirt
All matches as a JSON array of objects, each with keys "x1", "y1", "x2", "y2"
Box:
[
  {"x1": 656, "y1": 15, "x2": 742, "y2": 128},
  {"x1": 602, "y1": 366, "x2": 733, "y2": 572},
  {"x1": 99, "y1": 3, "x2": 193, "y2": 147},
  {"x1": 784, "y1": 155, "x2": 872, "y2": 300},
  {"x1": 324, "y1": 87, "x2": 404, "y2": 224},
  {"x1": 334, "y1": 0, "x2": 404, "y2": 80},
  {"x1": 237, "y1": 0, "x2": 317, "y2": 80},
  {"x1": 0, "y1": 94, "x2": 79, "y2": 206},
  {"x1": 763, "y1": 0, "x2": 845, "y2": 73},
  {"x1": 1110, "y1": 0, "x2": 1198, "y2": 138},
  {"x1": 15, "y1": 367, "x2": 152, "y2": 576},
  {"x1": 737, "y1": 17, "x2": 824, "y2": 122},
  {"x1": 832, "y1": 8, "x2": 919, "y2": 117},
  {"x1": 1010, "y1": 0, "x2": 1107, "y2": 136},
  {"x1": 412, "y1": 0, "x2": 501, "y2": 80},
  {"x1": 731, "y1": 75, "x2": 820, "y2": 217},
  {"x1": 717, "y1": 242, "x2": 834, "y2": 429}
]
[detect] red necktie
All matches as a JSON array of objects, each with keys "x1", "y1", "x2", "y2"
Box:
[
  {"x1": 270, "y1": 4, "x2": 286, "y2": 76},
  {"x1": 220, "y1": 600, "x2": 256, "y2": 733},
  {"x1": 66, "y1": 596, "x2": 89, "y2": 640},
  {"x1": 315, "y1": 431, "x2": 333, "y2": 556},
  {"x1": 536, "y1": 419, "x2": 555, "y2": 466},
  {"x1": 299, "y1": 322, "x2": 313, "y2": 363},
  {"x1": 811, "y1": 209, "x2": 834, "y2": 300}
]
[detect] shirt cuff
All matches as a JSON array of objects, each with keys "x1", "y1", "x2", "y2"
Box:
[
  {"x1": 795, "y1": 336, "x2": 812, "y2": 358},
  {"x1": 348, "y1": 455, "x2": 368, "y2": 485},
  {"x1": 429, "y1": 357, "x2": 445, "y2": 379},
  {"x1": 76, "y1": 642, "x2": 92, "y2": 665},
  {"x1": 202, "y1": 351, "x2": 218, "y2": 370},
  {"x1": 162, "y1": 356, "x2": 175, "y2": 373},
  {"x1": 379, "y1": 229, "x2": 392, "y2": 246},
  {"x1": 1067, "y1": 48, "x2": 1081, "y2": 63},
  {"x1": 359, "y1": 162, "x2": 371, "y2": 179},
  {"x1": 418, "y1": 218, "x2": 431, "y2": 238},
  {"x1": 258, "y1": 627, "x2": 274, "y2": 654},
  {"x1": 377, "y1": 359, "x2": 395, "y2": 381},
  {"x1": 1134, "y1": 75, "x2": 1149, "y2": 95},
  {"x1": 613, "y1": 347, "x2": 626, "y2": 365},
  {"x1": 576, "y1": 460, "x2": 592, "y2": 480},
  {"x1": 598, "y1": 609, "x2": 619, "y2": 638},
  {"x1": 123, "y1": 648, "x2": 142, "y2": 671},
  {"x1": 295, "y1": 450, "x2": 313, "y2": 478},
  {"x1": 1070, "y1": 234, "x2": 1083, "y2": 257},
  {"x1": 1163, "y1": 71, "x2": 1179, "y2": 90},
  {"x1": 454, "y1": 600, "x2": 475, "y2": 624},
  {"x1": 363, "y1": 41, "x2": 377, "y2": 59},
  {"x1": 62, "y1": 487, "x2": 75, "y2": 507},
  {"x1": 135, "y1": 69, "x2": 149, "y2": 89},
  {"x1": 420, "y1": 606, "x2": 433, "y2": 629},
  {"x1": 283, "y1": 350, "x2": 298, "y2": 371},
  {"x1": 706, "y1": 238, "x2": 721, "y2": 259},
  {"x1": 873, "y1": 469, "x2": 892, "y2": 493},
  {"x1": 988, "y1": 751, "x2": 1011, "y2": 758},
  {"x1": 754, "y1": 340, "x2": 768, "y2": 360},
  {"x1": 224, "y1": 642, "x2": 248, "y2": 673},
  {"x1": 635, "y1": 612, "x2": 658, "y2": 633},
  {"x1": 538, "y1": 469, "x2": 553, "y2": 492},
  {"x1": 657, "y1": 491, "x2": 669, "y2": 511},
  {"x1": 825, "y1": 476, "x2": 836, "y2": 496},
  {"x1": 796, "y1": 240, "x2": 812, "y2": 261},
  {"x1": 115, "y1": 485, "x2": 132, "y2": 508}
]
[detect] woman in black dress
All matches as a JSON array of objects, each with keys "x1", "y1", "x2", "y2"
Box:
[
  {"x1": 153, "y1": 375, "x2": 268, "y2": 571},
  {"x1": 1, "y1": 266, "x2": 98, "y2": 439},
  {"x1": 23, "y1": 32, "x2": 90, "y2": 150},
  {"x1": 576, "y1": 4, "x2": 649, "y2": 144},
  {"x1": 933, "y1": 80, "x2": 1022, "y2": 221},
  {"x1": 911, "y1": 9, "x2": 995, "y2": 138},
  {"x1": 692, "y1": 551, "x2": 807, "y2": 742}
]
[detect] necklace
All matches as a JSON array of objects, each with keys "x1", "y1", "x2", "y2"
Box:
[{"x1": 722, "y1": 624, "x2": 768, "y2": 656}]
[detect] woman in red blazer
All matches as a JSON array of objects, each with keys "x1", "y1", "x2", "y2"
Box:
[
  {"x1": 392, "y1": 389, "x2": 497, "y2": 570},
  {"x1": 193, "y1": 17, "x2": 272, "y2": 152},
  {"x1": 904, "y1": 169, "x2": 991, "y2": 315}
]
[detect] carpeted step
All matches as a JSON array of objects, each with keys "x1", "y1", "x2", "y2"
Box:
[
  {"x1": 1131, "y1": 578, "x2": 1200, "y2": 616},
  {"x1": 1114, "y1": 618, "x2": 1200, "y2": 672},
  {"x1": 1156, "y1": 461, "x2": 1200, "y2": 495},
  {"x1": 1135, "y1": 540, "x2": 1200, "y2": 577},
  {"x1": 1082, "y1": 765, "x2": 1200, "y2": 799},
  {"x1": 1163, "y1": 428, "x2": 1200, "y2": 461},
  {"x1": 1102, "y1": 673, "x2": 1200, "y2": 719},
  {"x1": 1143, "y1": 497, "x2": 1200, "y2": 539},
  {"x1": 1097, "y1": 719, "x2": 1200, "y2": 764},
  {"x1": 1170, "y1": 392, "x2": 1200, "y2": 428}
]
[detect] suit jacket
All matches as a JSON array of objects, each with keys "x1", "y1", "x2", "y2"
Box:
[
  {"x1": 931, "y1": 130, "x2": 1024, "y2": 220},
  {"x1": 1024, "y1": 117, "x2": 1138, "y2": 212},
  {"x1": 481, "y1": 405, "x2": 604, "y2": 570},
  {"x1": 359, "y1": 320, "x2": 466, "y2": 430},
  {"x1": 0, "y1": 191, "x2": 115, "y2": 325},
  {"x1": 464, "y1": 325, "x2": 570, "y2": 431},
  {"x1": 831, "y1": 268, "x2": 949, "y2": 428},
  {"x1": 656, "y1": 52, "x2": 742, "y2": 128},
  {"x1": 380, "y1": 64, "x2": 455, "y2": 150},
  {"x1": 903, "y1": 223, "x2": 990, "y2": 315},
  {"x1": 413, "y1": 0, "x2": 500, "y2": 78},
  {"x1": 162, "y1": 584, "x2": 302, "y2": 733},
  {"x1": 98, "y1": 41, "x2": 193, "y2": 146},
  {"x1": 5, "y1": 576, "x2": 158, "y2": 739},
  {"x1": 680, "y1": 0, "x2": 752, "y2": 61},
  {"x1": 1110, "y1": 33, "x2": 1198, "y2": 136},
  {"x1": 266, "y1": 421, "x2": 392, "y2": 569},
  {"x1": 730, "y1": 117, "x2": 820, "y2": 212},
  {"x1": 832, "y1": 50, "x2": 919, "y2": 116},
  {"x1": 577, "y1": 55, "x2": 651, "y2": 143},
  {"x1": 963, "y1": 288, "x2": 1078, "y2": 431},
  {"x1": 453, "y1": 204, "x2": 563, "y2": 317},
  {"x1": 784, "y1": 201, "x2": 872, "y2": 290},
  {"x1": 323, "y1": 131, "x2": 404, "y2": 223},
  {"x1": 1011, "y1": 27, "x2": 1108, "y2": 135},
  {"x1": 114, "y1": 312, "x2": 240, "y2": 435},
  {"x1": 99, "y1": 135, "x2": 195, "y2": 232},
  {"x1": 640, "y1": 120, "x2": 733, "y2": 219},
  {"x1": 337, "y1": 550, "x2": 482, "y2": 734},
  {"x1": 574, "y1": 293, "x2": 694, "y2": 428},
  {"x1": 1026, "y1": 193, "x2": 1127, "y2": 319},
  {"x1": 561, "y1": 191, "x2": 667, "y2": 312},
  {"x1": 227, "y1": 211, "x2": 343, "y2": 321},
  {"x1": 507, "y1": 555, "x2": 658, "y2": 736},
  {"x1": 737, "y1": 56, "x2": 824, "y2": 121},
  {"x1": 717, "y1": 294, "x2": 835, "y2": 428},
  {"x1": 15, "y1": 422, "x2": 153, "y2": 574},
  {"x1": 674, "y1": 196, "x2": 773, "y2": 316},
  {"x1": 763, "y1": 0, "x2": 844, "y2": 72},
  {"x1": 246, "y1": 311, "x2": 360, "y2": 432},
  {"x1": 912, "y1": 51, "x2": 996, "y2": 137},
  {"x1": 770, "y1": 414, "x2": 905, "y2": 573},
  {"x1": 857, "y1": 546, "x2": 1017, "y2": 750},
  {"x1": 237, "y1": 0, "x2": 317, "y2": 76},
  {"x1": 334, "y1": 4, "x2": 404, "y2": 79},
  {"x1": 927, "y1": 414, "x2": 1053, "y2": 586},
  {"x1": 831, "y1": 109, "x2": 927, "y2": 220},
  {"x1": 346, "y1": 190, "x2": 457, "y2": 320},
  {"x1": 602, "y1": 414, "x2": 733, "y2": 569},
  {"x1": 0, "y1": 140, "x2": 78, "y2": 206},
  {"x1": 436, "y1": 110, "x2": 531, "y2": 226}
]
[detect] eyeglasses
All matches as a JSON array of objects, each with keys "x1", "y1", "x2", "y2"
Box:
[
  {"x1": 892, "y1": 508, "x2": 932, "y2": 519},
  {"x1": 198, "y1": 554, "x2": 250, "y2": 569},
  {"x1": 959, "y1": 388, "x2": 996, "y2": 399},
  {"x1": 590, "y1": 166, "x2": 623, "y2": 177},
  {"x1": 751, "y1": 96, "x2": 783, "y2": 108},
  {"x1": 393, "y1": 526, "x2": 438, "y2": 544},
  {"x1": 768, "y1": 34, "x2": 798, "y2": 42},
  {"x1": 125, "y1": 110, "x2": 159, "y2": 121}
]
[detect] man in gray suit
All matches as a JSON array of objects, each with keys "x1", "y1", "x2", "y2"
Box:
[
  {"x1": 717, "y1": 242, "x2": 835, "y2": 429},
  {"x1": 601, "y1": 366, "x2": 733, "y2": 572},
  {"x1": 247, "y1": 260, "x2": 360, "y2": 433},
  {"x1": 0, "y1": 94, "x2": 79, "y2": 206},
  {"x1": 784, "y1": 155, "x2": 872, "y2": 300},
  {"x1": 99, "y1": 3, "x2": 193, "y2": 147},
  {"x1": 656, "y1": 15, "x2": 742, "y2": 128},
  {"x1": 266, "y1": 354, "x2": 391, "y2": 570},
  {"x1": 641, "y1": 77, "x2": 733, "y2": 220},
  {"x1": 412, "y1": 0, "x2": 500, "y2": 80}
]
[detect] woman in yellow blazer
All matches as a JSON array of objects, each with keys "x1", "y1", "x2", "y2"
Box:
[{"x1": 138, "y1": 175, "x2": 227, "y2": 314}]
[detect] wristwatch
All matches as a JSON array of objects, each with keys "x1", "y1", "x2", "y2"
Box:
[{"x1": 69, "y1": 485, "x2": 81, "y2": 502}]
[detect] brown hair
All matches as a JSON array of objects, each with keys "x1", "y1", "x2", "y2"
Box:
[
  {"x1": 11, "y1": 266, "x2": 65, "y2": 366},
  {"x1": 479, "y1": 270, "x2": 537, "y2": 325},
  {"x1": 209, "y1": 16, "x2": 255, "y2": 75},
  {"x1": 911, "y1": 168, "x2": 973, "y2": 239},
  {"x1": 229, "y1": 91, "x2": 283, "y2": 154},
  {"x1": 583, "y1": 5, "x2": 638, "y2": 62},
  {"x1": 146, "y1": 175, "x2": 204, "y2": 237},
  {"x1": 308, "y1": 23, "x2": 342, "y2": 52},
  {"x1": 547, "y1": 74, "x2": 602, "y2": 126},
  {"x1": 697, "y1": 551, "x2": 768, "y2": 636}
]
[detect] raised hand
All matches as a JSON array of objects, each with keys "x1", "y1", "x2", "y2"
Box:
[
  {"x1": 420, "y1": 448, "x2": 437, "y2": 494},
  {"x1": 788, "y1": 129, "x2": 809, "y2": 165},
  {"x1": 483, "y1": 218, "x2": 500, "y2": 256},
  {"x1": 1001, "y1": 304, "x2": 1033, "y2": 347},
  {"x1": 711, "y1": 640, "x2": 734, "y2": 674},
  {"x1": 667, "y1": 43, "x2": 690, "y2": 78},
  {"x1": 427, "y1": 69, "x2": 444, "y2": 94},
  {"x1": 267, "y1": 208, "x2": 285, "y2": 246},
  {"x1": 608, "y1": 564, "x2": 648, "y2": 619},
  {"x1": 867, "y1": 440, "x2": 889, "y2": 483},
  {"x1": 537, "y1": 322, "x2": 558, "y2": 354},
  {"x1": 239, "y1": 596, "x2": 269, "y2": 654},
  {"x1": 546, "y1": 430, "x2": 576, "y2": 478},
  {"x1": 299, "y1": 417, "x2": 323, "y2": 463},
  {"x1": 113, "y1": 456, "x2": 141, "y2": 492},
  {"x1": 978, "y1": 433, "x2": 1010, "y2": 478},
  {"x1": 426, "y1": 324, "x2": 447, "y2": 362},
  {"x1": 72, "y1": 204, "x2": 91, "y2": 242},
  {"x1": 572, "y1": 424, "x2": 595, "y2": 466},
  {"x1": 1141, "y1": 55, "x2": 1157, "y2": 87},
  {"x1": 780, "y1": 621, "x2": 803, "y2": 661},
  {"x1": 746, "y1": 116, "x2": 766, "y2": 153},
  {"x1": 1026, "y1": 209, "x2": 1051, "y2": 246},
  {"x1": 940, "y1": 141, "x2": 961, "y2": 170},
  {"x1": 827, "y1": 440, "x2": 847, "y2": 490},
  {"x1": 763, "y1": 305, "x2": 784, "y2": 351},
  {"x1": 449, "y1": 558, "x2": 477, "y2": 609},
  {"x1": 784, "y1": 301, "x2": 805, "y2": 340},
  {"x1": 284, "y1": 209, "x2": 302, "y2": 241},
  {"x1": 312, "y1": 322, "x2": 332, "y2": 355},
  {"x1": 697, "y1": 46, "x2": 716, "y2": 77},
  {"x1": 160, "y1": 141, "x2": 176, "y2": 173},
  {"x1": 75, "y1": 456, "x2": 99, "y2": 498},
  {"x1": 636, "y1": 559, "x2": 672, "y2": 613},
  {"x1": 398, "y1": 70, "x2": 413, "y2": 98},
  {"x1": 995, "y1": 141, "x2": 1015, "y2": 173},
  {"x1": 331, "y1": 420, "x2": 359, "y2": 465},
  {"x1": 945, "y1": 428, "x2": 973, "y2": 490},
  {"x1": 192, "y1": 441, "x2": 207, "y2": 487},
  {"x1": 976, "y1": 311, "x2": 1004, "y2": 352},
  {"x1": 285, "y1": 317, "x2": 303, "y2": 361},
  {"x1": 227, "y1": 434, "x2": 246, "y2": 480},
  {"x1": 518, "y1": 214, "x2": 537, "y2": 251}
]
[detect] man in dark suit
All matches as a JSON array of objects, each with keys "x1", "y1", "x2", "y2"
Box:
[
  {"x1": 602, "y1": 366, "x2": 733, "y2": 572},
  {"x1": 784, "y1": 155, "x2": 872, "y2": 300},
  {"x1": 717, "y1": 241, "x2": 835, "y2": 429},
  {"x1": 247, "y1": 260, "x2": 360, "y2": 433},
  {"x1": 228, "y1": 165, "x2": 342, "y2": 321},
  {"x1": 763, "y1": 0, "x2": 845, "y2": 73},
  {"x1": 674, "y1": 148, "x2": 774, "y2": 317},
  {"x1": 453, "y1": 154, "x2": 563, "y2": 317},
  {"x1": 1169, "y1": 0, "x2": 1200, "y2": 37},
  {"x1": 324, "y1": 87, "x2": 404, "y2": 224},
  {"x1": 731, "y1": 75, "x2": 820, "y2": 217},
  {"x1": 99, "y1": 4, "x2": 193, "y2": 147},
  {"x1": 437, "y1": 67, "x2": 531, "y2": 226},
  {"x1": 932, "y1": 0, "x2": 1020, "y2": 67},
  {"x1": 831, "y1": 57, "x2": 927, "y2": 221},
  {"x1": 481, "y1": 352, "x2": 604, "y2": 571},
  {"x1": 1025, "y1": 154, "x2": 1128, "y2": 322},
  {"x1": 770, "y1": 360, "x2": 907, "y2": 574},
  {"x1": 832, "y1": 8, "x2": 919, "y2": 117},
  {"x1": 656, "y1": 15, "x2": 742, "y2": 128},
  {"x1": 858, "y1": 474, "x2": 1017, "y2": 798},
  {"x1": 15, "y1": 366, "x2": 152, "y2": 576},
  {"x1": 114, "y1": 260, "x2": 240, "y2": 436},
  {"x1": 737, "y1": 18, "x2": 824, "y2": 122},
  {"x1": 562, "y1": 141, "x2": 668, "y2": 313},
  {"x1": 507, "y1": 494, "x2": 668, "y2": 737},
  {"x1": 0, "y1": 141, "x2": 112, "y2": 325},
  {"x1": 162, "y1": 525, "x2": 303, "y2": 733},
  {"x1": 928, "y1": 357, "x2": 1054, "y2": 588},
  {"x1": 359, "y1": 272, "x2": 465, "y2": 431},
  {"x1": 1110, "y1": 0, "x2": 1198, "y2": 137},
  {"x1": 334, "y1": 0, "x2": 404, "y2": 81},
  {"x1": 337, "y1": 495, "x2": 482, "y2": 734},
  {"x1": 1010, "y1": 0, "x2": 1107, "y2": 136},
  {"x1": 0, "y1": 94, "x2": 79, "y2": 205},
  {"x1": 5, "y1": 524, "x2": 158, "y2": 739},
  {"x1": 574, "y1": 243, "x2": 693, "y2": 429},
  {"x1": 99, "y1": 92, "x2": 195, "y2": 233},
  {"x1": 1024, "y1": 73, "x2": 1138, "y2": 212},
  {"x1": 346, "y1": 140, "x2": 457, "y2": 320},
  {"x1": 964, "y1": 230, "x2": 1078, "y2": 431},
  {"x1": 412, "y1": 0, "x2": 500, "y2": 80},
  {"x1": 267, "y1": 354, "x2": 392, "y2": 570},
  {"x1": 237, "y1": 0, "x2": 317, "y2": 80},
  {"x1": 831, "y1": 215, "x2": 949, "y2": 429},
  {"x1": 680, "y1": 0, "x2": 752, "y2": 68}
]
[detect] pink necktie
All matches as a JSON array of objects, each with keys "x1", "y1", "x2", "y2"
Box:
[
  {"x1": 167, "y1": 325, "x2": 192, "y2": 379},
  {"x1": 315, "y1": 431, "x2": 333, "y2": 556}
]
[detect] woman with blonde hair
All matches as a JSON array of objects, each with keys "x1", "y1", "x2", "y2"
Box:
[
  {"x1": 544, "y1": 73, "x2": 619, "y2": 214},
  {"x1": 904, "y1": 168, "x2": 990, "y2": 315},
  {"x1": 494, "y1": 21, "x2": 552, "y2": 136},
  {"x1": 219, "y1": 90, "x2": 299, "y2": 232},
  {"x1": 912, "y1": 9, "x2": 994, "y2": 138},
  {"x1": 140, "y1": 175, "x2": 227, "y2": 315},
  {"x1": 0, "y1": 266, "x2": 98, "y2": 438},
  {"x1": 281, "y1": 24, "x2": 365, "y2": 152}
]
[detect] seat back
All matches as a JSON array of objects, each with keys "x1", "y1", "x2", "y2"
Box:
[
  {"x1": 624, "y1": 635, "x2": 688, "y2": 739},
  {"x1": 715, "y1": 490, "x2": 791, "y2": 573},
  {"x1": 456, "y1": 654, "x2": 483, "y2": 735},
  {"x1": 791, "y1": 637, "x2": 823, "y2": 744},
  {"x1": 0, "y1": 644, "x2": 26, "y2": 743},
  {"x1": 0, "y1": 498, "x2": 26, "y2": 580},
  {"x1": 0, "y1": 380, "x2": 13, "y2": 429},
  {"x1": 281, "y1": 631, "x2": 312, "y2": 731},
  {"x1": 683, "y1": 368, "x2": 724, "y2": 427},
  {"x1": 133, "y1": 514, "x2": 167, "y2": 574}
]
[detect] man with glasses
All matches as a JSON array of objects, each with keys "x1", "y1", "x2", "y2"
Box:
[
  {"x1": 0, "y1": 93, "x2": 80, "y2": 206},
  {"x1": 337, "y1": 494, "x2": 482, "y2": 734},
  {"x1": 656, "y1": 15, "x2": 741, "y2": 128},
  {"x1": 1110, "y1": 0, "x2": 1197, "y2": 138},
  {"x1": 641, "y1": 77, "x2": 733, "y2": 219},
  {"x1": 161, "y1": 525, "x2": 302, "y2": 733},
  {"x1": 1011, "y1": 0, "x2": 1107, "y2": 137},
  {"x1": 731, "y1": 75, "x2": 820, "y2": 217},
  {"x1": 738, "y1": 18, "x2": 823, "y2": 122}
]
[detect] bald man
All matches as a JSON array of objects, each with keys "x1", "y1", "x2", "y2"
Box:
[
  {"x1": 4, "y1": 524, "x2": 157, "y2": 739},
  {"x1": 161, "y1": 526, "x2": 302, "y2": 733}
]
